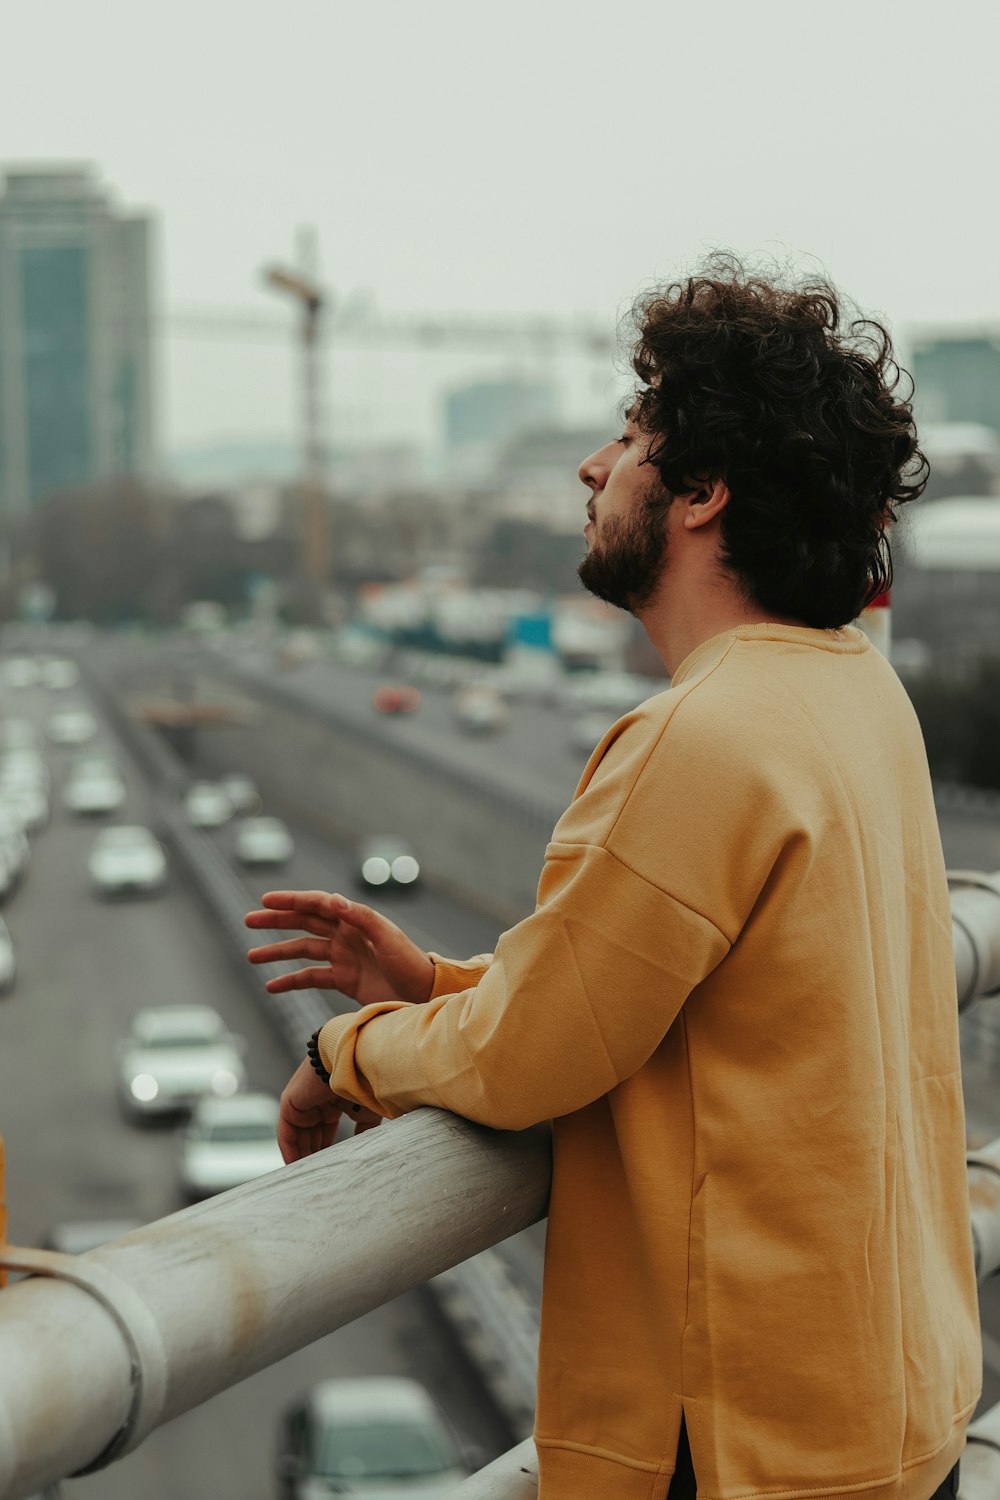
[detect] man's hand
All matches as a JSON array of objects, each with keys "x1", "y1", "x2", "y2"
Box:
[
  {"x1": 245, "y1": 890, "x2": 435, "y2": 1008},
  {"x1": 278, "y1": 1057, "x2": 383, "y2": 1163}
]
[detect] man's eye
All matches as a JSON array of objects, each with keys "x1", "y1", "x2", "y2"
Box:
[{"x1": 617, "y1": 433, "x2": 630, "y2": 446}]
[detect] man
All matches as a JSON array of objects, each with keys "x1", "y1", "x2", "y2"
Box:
[{"x1": 246, "y1": 259, "x2": 981, "y2": 1500}]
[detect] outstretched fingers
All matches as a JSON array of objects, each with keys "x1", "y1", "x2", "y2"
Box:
[
  {"x1": 264, "y1": 965, "x2": 339, "y2": 993},
  {"x1": 247, "y1": 936, "x2": 333, "y2": 966}
]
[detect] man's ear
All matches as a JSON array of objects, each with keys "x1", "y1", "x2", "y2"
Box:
[{"x1": 680, "y1": 476, "x2": 731, "y2": 531}]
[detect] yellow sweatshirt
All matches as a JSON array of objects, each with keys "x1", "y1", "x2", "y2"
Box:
[{"x1": 319, "y1": 623, "x2": 982, "y2": 1500}]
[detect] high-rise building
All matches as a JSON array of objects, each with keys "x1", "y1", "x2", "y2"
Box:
[
  {"x1": 443, "y1": 376, "x2": 556, "y2": 479},
  {"x1": 911, "y1": 331, "x2": 1000, "y2": 436},
  {"x1": 0, "y1": 164, "x2": 154, "y2": 515}
]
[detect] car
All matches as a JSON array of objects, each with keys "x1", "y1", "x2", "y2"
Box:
[
  {"x1": 184, "y1": 781, "x2": 233, "y2": 829},
  {"x1": 220, "y1": 773, "x2": 262, "y2": 816},
  {"x1": 453, "y1": 682, "x2": 508, "y2": 734},
  {"x1": 0, "y1": 749, "x2": 49, "y2": 790},
  {"x1": 568, "y1": 710, "x2": 618, "y2": 756},
  {"x1": 0, "y1": 809, "x2": 30, "y2": 884},
  {"x1": 68, "y1": 748, "x2": 119, "y2": 778},
  {"x1": 116, "y1": 1005, "x2": 246, "y2": 1118},
  {"x1": 0, "y1": 656, "x2": 39, "y2": 689},
  {"x1": 46, "y1": 706, "x2": 97, "y2": 745},
  {"x1": 88, "y1": 825, "x2": 167, "y2": 896},
  {"x1": 558, "y1": 670, "x2": 659, "y2": 716},
  {"x1": 0, "y1": 777, "x2": 50, "y2": 832},
  {"x1": 372, "y1": 684, "x2": 420, "y2": 715},
  {"x1": 0, "y1": 916, "x2": 15, "y2": 993},
  {"x1": 62, "y1": 765, "x2": 126, "y2": 816},
  {"x1": 0, "y1": 717, "x2": 42, "y2": 752},
  {"x1": 357, "y1": 836, "x2": 420, "y2": 890},
  {"x1": 0, "y1": 847, "x2": 17, "y2": 902},
  {"x1": 232, "y1": 815, "x2": 294, "y2": 867},
  {"x1": 39, "y1": 657, "x2": 79, "y2": 690},
  {"x1": 41, "y1": 1218, "x2": 144, "y2": 1254},
  {"x1": 179, "y1": 1092, "x2": 283, "y2": 1199},
  {"x1": 275, "y1": 1378, "x2": 466, "y2": 1499}
]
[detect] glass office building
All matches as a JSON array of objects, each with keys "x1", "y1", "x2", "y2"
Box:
[
  {"x1": 0, "y1": 166, "x2": 154, "y2": 515},
  {"x1": 912, "y1": 333, "x2": 1000, "y2": 436}
]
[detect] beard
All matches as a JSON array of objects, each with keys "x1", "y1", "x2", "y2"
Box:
[{"x1": 577, "y1": 482, "x2": 672, "y2": 613}]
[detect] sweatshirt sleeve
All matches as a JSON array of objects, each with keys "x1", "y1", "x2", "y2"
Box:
[
  {"x1": 318, "y1": 837, "x2": 731, "y2": 1130},
  {"x1": 427, "y1": 952, "x2": 494, "y2": 998}
]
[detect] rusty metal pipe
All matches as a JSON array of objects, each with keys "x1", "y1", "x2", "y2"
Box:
[{"x1": 0, "y1": 1110, "x2": 550, "y2": 1500}]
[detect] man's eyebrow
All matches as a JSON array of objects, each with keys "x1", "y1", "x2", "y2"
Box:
[{"x1": 623, "y1": 402, "x2": 639, "y2": 425}]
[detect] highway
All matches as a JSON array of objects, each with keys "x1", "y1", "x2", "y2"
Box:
[
  {"x1": 0, "y1": 667, "x2": 512, "y2": 1500},
  {"x1": 2, "y1": 629, "x2": 1000, "y2": 1493}
]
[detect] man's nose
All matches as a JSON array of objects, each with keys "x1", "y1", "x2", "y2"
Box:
[{"x1": 578, "y1": 442, "x2": 612, "y2": 490}]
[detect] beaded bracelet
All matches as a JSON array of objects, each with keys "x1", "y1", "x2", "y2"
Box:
[{"x1": 306, "y1": 1028, "x2": 331, "y2": 1084}]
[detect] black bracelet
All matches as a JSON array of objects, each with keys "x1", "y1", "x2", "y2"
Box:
[{"x1": 306, "y1": 1028, "x2": 332, "y2": 1084}]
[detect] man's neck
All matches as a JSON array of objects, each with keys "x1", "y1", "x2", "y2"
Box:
[{"x1": 637, "y1": 573, "x2": 807, "y2": 677}]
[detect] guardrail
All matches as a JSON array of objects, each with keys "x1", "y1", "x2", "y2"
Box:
[{"x1": 0, "y1": 1111, "x2": 550, "y2": 1499}]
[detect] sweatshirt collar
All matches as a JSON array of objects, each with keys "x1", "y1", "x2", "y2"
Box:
[{"x1": 671, "y1": 622, "x2": 871, "y2": 686}]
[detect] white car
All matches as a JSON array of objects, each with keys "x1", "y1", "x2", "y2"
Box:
[
  {"x1": 0, "y1": 777, "x2": 50, "y2": 832},
  {"x1": 117, "y1": 1005, "x2": 246, "y2": 1118},
  {"x1": 179, "y1": 1093, "x2": 283, "y2": 1199},
  {"x1": 0, "y1": 916, "x2": 15, "y2": 992},
  {"x1": 276, "y1": 1378, "x2": 467, "y2": 1499},
  {"x1": 568, "y1": 710, "x2": 618, "y2": 756},
  {"x1": 0, "y1": 810, "x2": 30, "y2": 884},
  {"x1": 453, "y1": 682, "x2": 509, "y2": 734},
  {"x1": 39, "y1": 658, "x2": 79, "y2": 690},
  {"x1": 46, "y1": 706, "x2": 97, "y2": 745},
  {"x1": 0, "y1": 657, "x2": 39, "y2": 689},
  {"x1": 63, "y1": 767, "x2": 126, "y2": 816},
  {"x1": 0, "y1": 750, "x2": 49, "y2": 790},
  {"x1": 559, "y1": 670, "x2": 660, "y2": 715},
  {"x1": 184, "y1": 781, "x2": 233, "y2": 829},
  {"x1": 89, "y1": 825, "x2": 167, "y2": 896},
  {"x1": 233, "y1": 816, "x2": 294, "y2": 867},
  {"x1": 0, "y1": 718, "x2": 42, "y2": 752}
]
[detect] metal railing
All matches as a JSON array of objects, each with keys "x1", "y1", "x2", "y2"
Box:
[{"x1": 0, "y1": 1111, "x2": 550, "y2": 1498}]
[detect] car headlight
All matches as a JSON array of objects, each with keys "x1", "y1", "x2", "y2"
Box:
[
  {"x1": 361, "y1": 856, "x2": 391, "y2": 885},
  {"x1": 391, "y1": 855, "x2": 420, "y2": 884},
  {"x1": 211, "y1": 1069, "x2": 239, "y2": 1097},
  {"x1": 130, "y1": 1073, "x2": 158, "y2": 1102}
]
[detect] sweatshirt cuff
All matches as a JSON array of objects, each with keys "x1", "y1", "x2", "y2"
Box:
[
  {"x1": 317, "y1": 1013, "x2": 354, "y2": 1081},
  {"x1": 316, "y1": 1008, "x2": 410, "y2": 1117},
  {"x1": 428, "y1": 952, "x2": 493, "y2": 999}
]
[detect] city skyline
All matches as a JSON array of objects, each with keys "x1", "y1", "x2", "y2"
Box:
[{"x1": 0, "y1": 0, "x2": 998, "y2": 459}]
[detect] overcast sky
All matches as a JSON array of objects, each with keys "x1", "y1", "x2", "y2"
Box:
[{"x1": 2, "y1": 0, "x2": 998, "y2": 458}]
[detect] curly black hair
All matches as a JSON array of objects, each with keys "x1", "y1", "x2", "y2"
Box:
[{"x1": 627, "y1": 255, "x2": 927, "y2": 628}]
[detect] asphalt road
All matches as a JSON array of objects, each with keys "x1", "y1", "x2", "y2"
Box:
[{"x1": 0, "y1": 672, "x2": 512, "y2": 1500}]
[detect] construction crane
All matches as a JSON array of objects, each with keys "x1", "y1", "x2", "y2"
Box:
[{"x1": 262, "y1": 248, "x2": 330, "y2": 604}]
